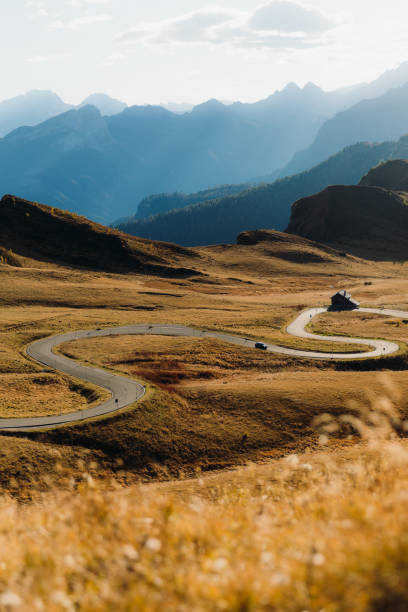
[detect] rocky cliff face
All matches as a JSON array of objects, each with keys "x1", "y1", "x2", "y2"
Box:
[
  {"x1": 359, "y1": 159, "x2": 408, "y2": 191},
  {"x1": 286, "y1": 184, "x2": 408, "y2": 259}
]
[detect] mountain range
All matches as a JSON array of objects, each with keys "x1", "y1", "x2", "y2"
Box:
[
  {"x1": 0, "y1": 93, "x2": 340, "y2": 222},
  {"x1": 115, "y1": 136, "x2": 408, "y2": 246},
  {"x1": 2, "y1": 62, "x2": 408, "y2": 225},
  {"x1": 280, "y1": 81, "x2": 408, "y2": 178},
  {"x1": 0, "y1": 90, "x2": 128, "y2": 138}
]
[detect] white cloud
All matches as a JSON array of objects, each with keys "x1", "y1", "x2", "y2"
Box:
[
  {"x1": 64, "y1": 0, "x2": 110, "y2": 5},
  {"x1": 26, "y1": 52, "x2": 72, "y2": 63},
  {"x1": 25, "y1": 0, "x2": 46, "y2": 6},
  {"x1": 156, "y1": 10, "x2": 239, "y2": 44},
  {"x1": 116, "y1": 2, "x2": 338, "y2": 51},
  {"x1": 50, "y1": 13, "x2": 112, "y2": 29},
  {"x1": 25, "y1": 0, "x2": 49, "y2": 18},
  {"x1": 117, "y1": 8, "x2": 242, "y2": 45},
  {"x1": 103, "y1": 52, "x2": 127, "y2": 66},
  {"x1": 70, "y1": 13, "x2": 112, "y2": 26},
  {"x1": 250, "y1": 1, "x2": 335, "y2": 34}
]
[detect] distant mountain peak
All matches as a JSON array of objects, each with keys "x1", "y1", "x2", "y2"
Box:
[
  {"x1": 0, "y1": 90, "x2": 72, "y2": 137},
  {"x1": 75, "y1": 104, "x2": 102, "y2": 118},
  {"x1": 122, "y1": 104, "x2": 173, "y2": 118},
  {"x1": 192, "y1": 99, "x2": 227, "y2": 114},
  {"x1": 281, "y1": 82, "x2": 301, "y2": 94},
  {"x1": 303, "y1": 82, "x2": 323, "y2": 93},
  {"x1": 160, "y1": 102, "x2": 194, "y2": 114},
  {"x1": 18, "y1": 89, "x2": 65, "y2": 101},
  {"x1": 79, "y1": 93, "x2": 127, "y2": 116}
]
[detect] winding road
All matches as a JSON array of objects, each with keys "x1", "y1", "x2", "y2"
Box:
[{"x1": 0, "y1": 307, "x2": 405, "y2": 432}]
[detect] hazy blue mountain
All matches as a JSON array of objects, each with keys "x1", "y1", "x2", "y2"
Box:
[
  {"x1": 160, "y1": 102, "x2": 194, "y2": 114},
  {"x1": 0, "y1": 80, "x2": 387, "y2": 223},
  {"x1": 0, "y1": 90, "x2": 71, "y2": 137},
  {"x1": 0, "y1": 106, "x2": 118, "y2": 221},
  {"x1": 3, "y1": 64, "x2": 408, "y2": 224},
  {"x1": 0, "y1": 92, "x2": 347, "y2": 222},
  {"x1": 1, "y1": 103, "x2": 261, "y2": 221},
  {"x1": 0, "y1": 90, "x2": 127, "y2": 138},
  {"x1": 79, "y1": 93, "x2": 127, "y2": 116},
  {"x1": 280, "y1": 81, "x2": 408, "y2": 178},
  {"x1": 350, "y1": 61, "x2": 408, "y2": 101},
  {"x1": 116, "y1": 136, "x2": 408, "y2": 246}
]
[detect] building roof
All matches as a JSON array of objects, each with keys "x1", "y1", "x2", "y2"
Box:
[
  {"x1": 331, "y1": 290, "x2": 359, "y2": 307},
  {"x1": 332, "y1": 290, "x2": 351, "y2": 299}
]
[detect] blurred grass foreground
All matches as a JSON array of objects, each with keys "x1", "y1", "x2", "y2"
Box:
[{"x1": 1, "y1": 381, "x2": 408, "y2": 611}]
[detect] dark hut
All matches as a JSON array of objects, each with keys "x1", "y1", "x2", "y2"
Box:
[{"x1": 331, "y1": 290, "x2": 359, "y2": 310}]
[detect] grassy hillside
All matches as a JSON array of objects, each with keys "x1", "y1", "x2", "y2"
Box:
[
  {"x1": 2, "y1": 197, "x2": 408, "y2": 607},
  {"x1": 2, "y1": 435, "x2": 408, "y2": 610},
  {"x1": 0, "y1": 194, "x2": 200, "y2": 276},
  {"x1": 118, "y1": 138, "x2": 408, "y2": 246},
  {"x1": 286, "y1": 185, "x2": 408, "y2": 259},
  {"x1": 2, "y1": 199, "x2": 408, "y2": 491}
]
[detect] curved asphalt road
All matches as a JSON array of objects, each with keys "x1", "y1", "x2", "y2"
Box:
[{"x1": 0, "y1": 307, "x2": 405, "y2": 431}]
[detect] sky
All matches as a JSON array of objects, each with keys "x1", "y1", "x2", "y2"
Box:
[{"x1": 1, "y1": 0, "x2": 408, "y2": 105}]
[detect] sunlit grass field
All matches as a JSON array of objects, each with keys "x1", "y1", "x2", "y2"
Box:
[
  {"x1": 2, "y1": 213, "x2": 408, "y2": 608},
  {"x1": 2, "y1": 391, "x2": 408, "y2": 611},
  {"x1": 2, "y1": 236, "x2": 408, "y2": 486}
]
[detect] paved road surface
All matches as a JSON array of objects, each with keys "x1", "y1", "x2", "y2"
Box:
[{"x1": 0, "y1": 307, "x2": 404, "y2": 431}]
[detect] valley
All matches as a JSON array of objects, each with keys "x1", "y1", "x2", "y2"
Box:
[
  {"x1": 1, "y1": 171, "x2": 408, "y2": 609},
  {"x1": 2, "y1": 203, "x2": 408, "y2": 608},
  {"x1": 1, "y1": 196, "x2": 408, "y2": 492}
]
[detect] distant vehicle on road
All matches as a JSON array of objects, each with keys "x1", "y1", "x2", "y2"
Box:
[{"x1": 255, "y1": 342, "x2": 268, "y2": 350}]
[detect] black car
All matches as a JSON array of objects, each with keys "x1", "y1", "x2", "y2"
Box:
[{"x1": 255, "y1": 342, "x2": 268, "y2": 351}]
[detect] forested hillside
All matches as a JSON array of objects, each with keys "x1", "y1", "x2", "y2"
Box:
[
  {"x1": 116, "y1": 137, "x2": 408, "y2": 245},
  {"x1": 122, "y1": 183, "x2": 251, "y2": 223}
]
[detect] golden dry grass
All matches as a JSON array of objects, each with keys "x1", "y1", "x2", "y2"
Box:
[
  {"x1": 0, "y1": 373, "x2": 109, "y2": 418},
  {"x1": 2, "y1": 218, "x2": 408, "y2": 607},
  {"x1": 2, "y1": 394, "x2": 408, "y2": 611},
  {"x1": 41, "y1": 333, "x2": 408, "y2": 480},
  {"x1": 2, "y1": 227, "x2": 408, "y2": 488},
  {"x1": 312, "y1": 308, "x2": 408, "y2": 344}
]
